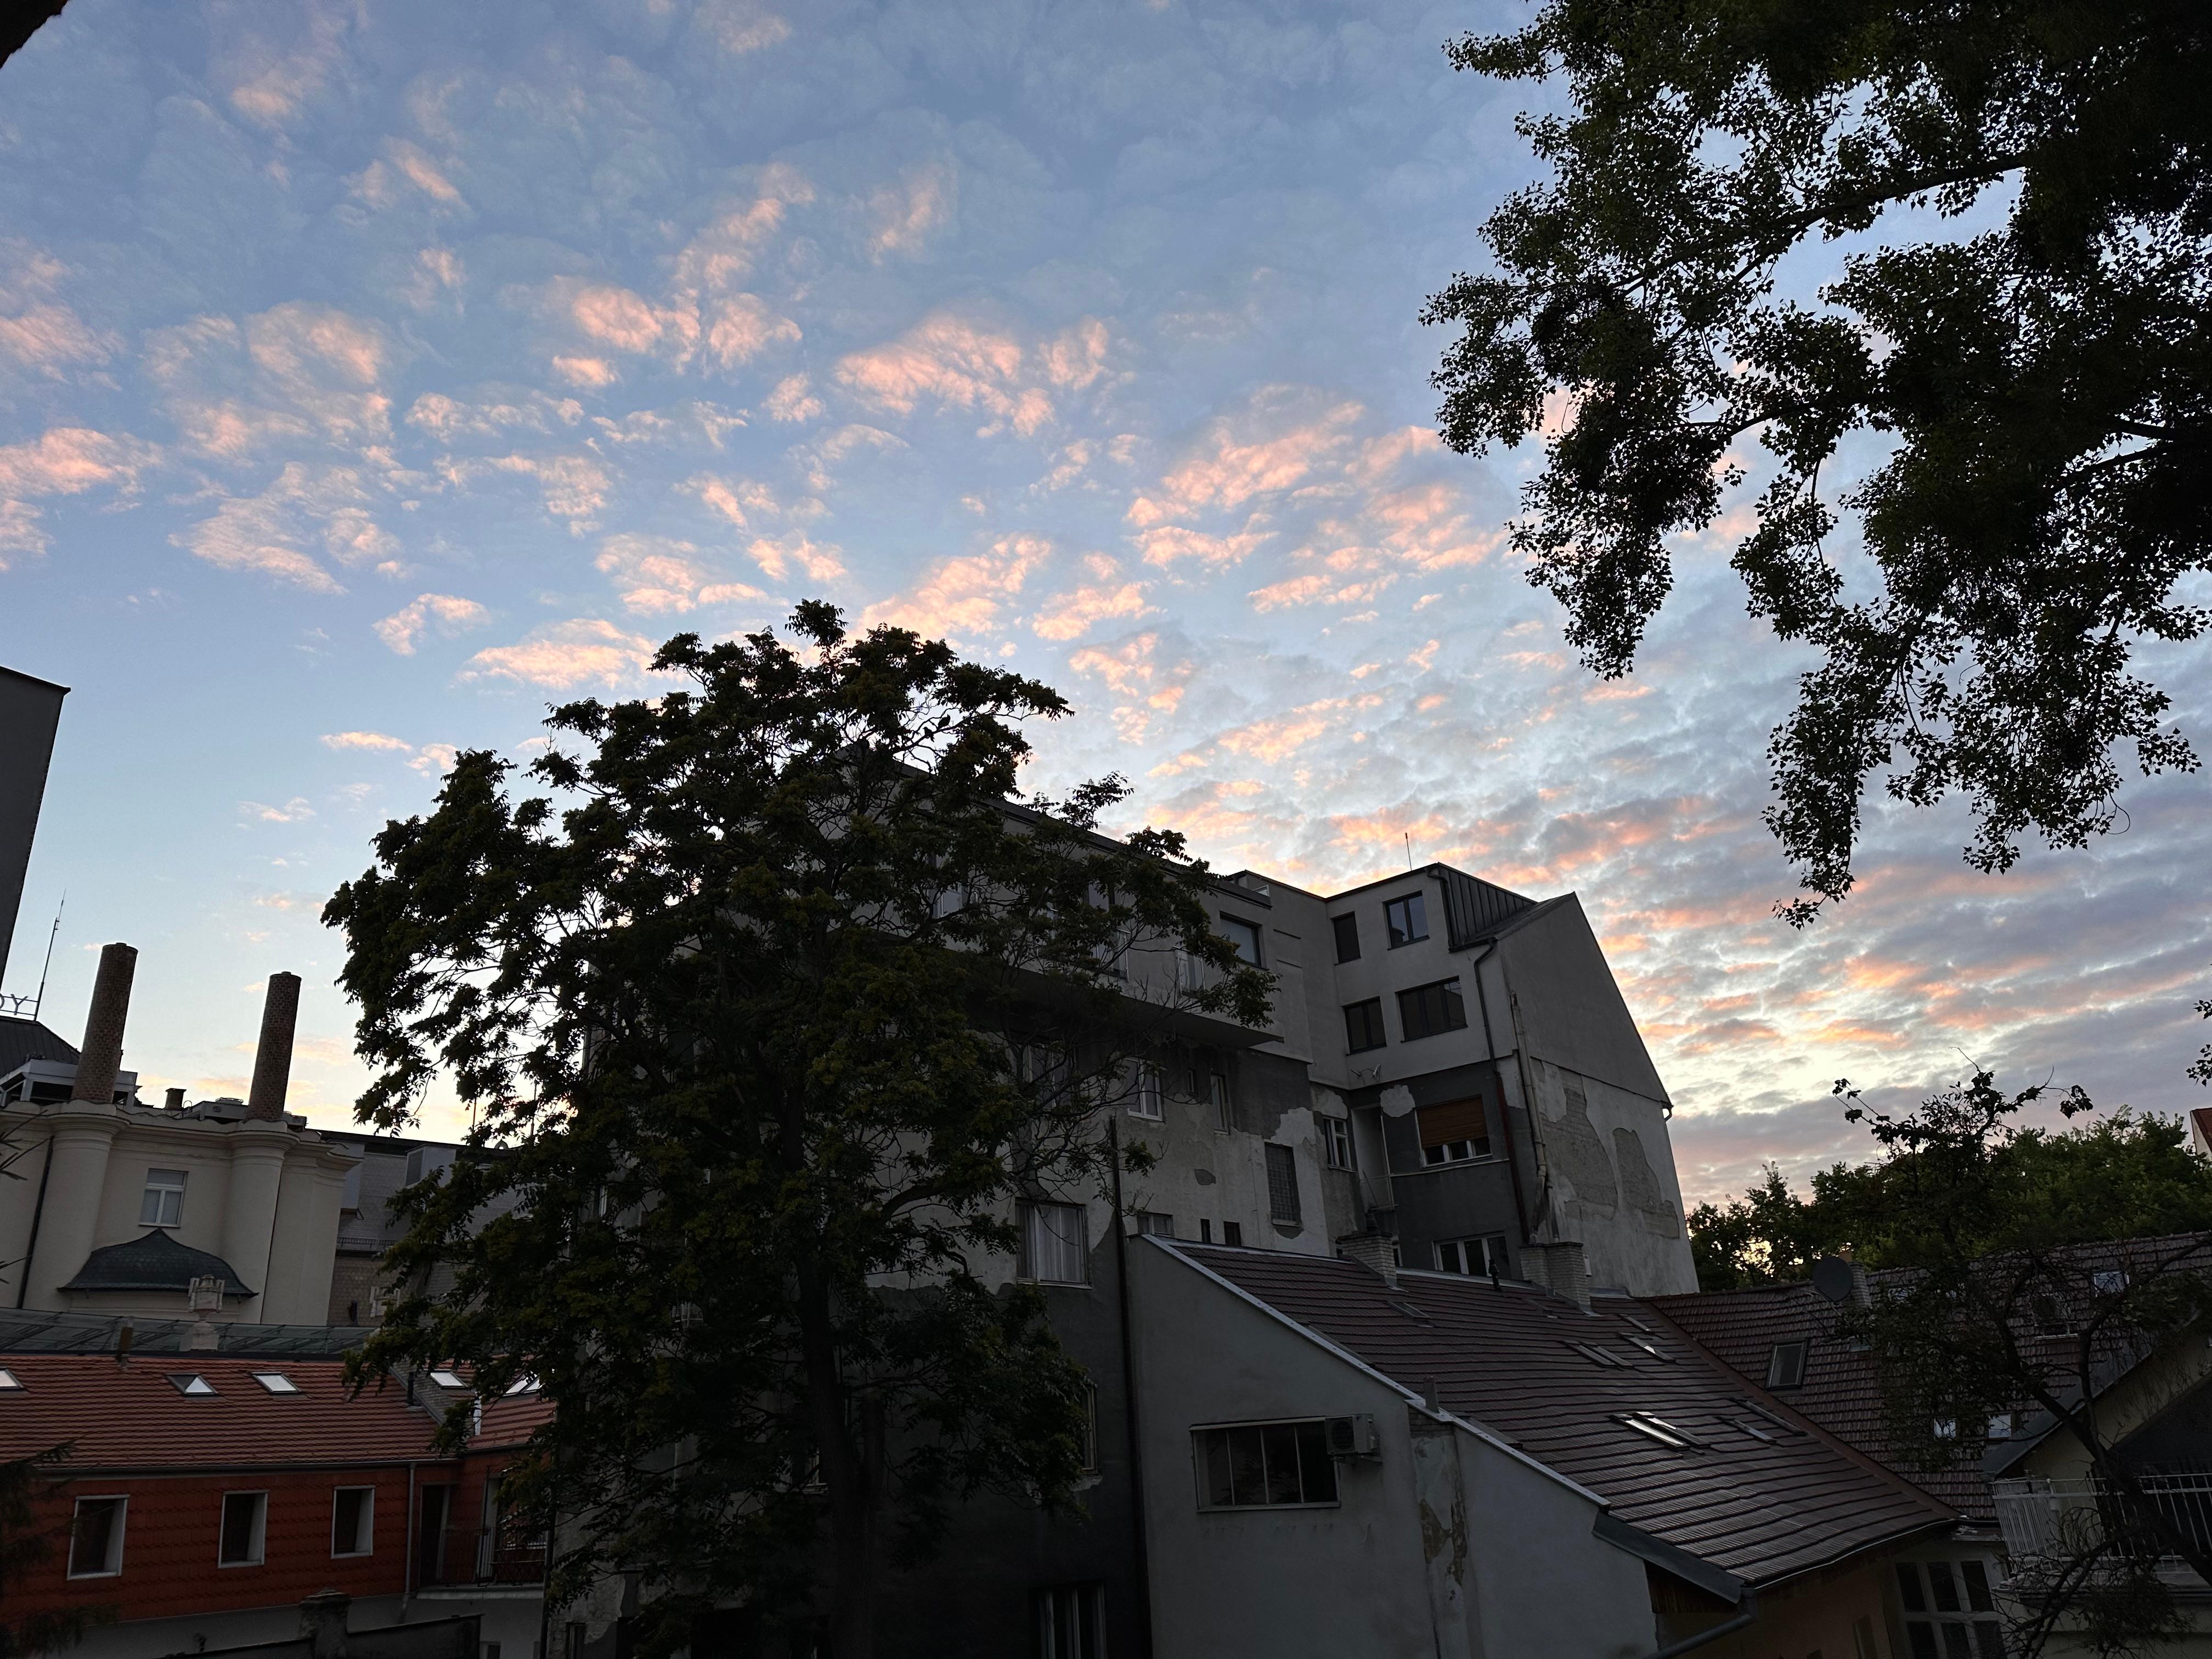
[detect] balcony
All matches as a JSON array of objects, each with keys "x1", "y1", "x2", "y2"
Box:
[{"x1": 1993, "y1": 1473, "x2": 2212, "y2": 1590}]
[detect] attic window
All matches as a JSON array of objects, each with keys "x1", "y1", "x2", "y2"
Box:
[
  {"x1": 1732, "y1": 1418, "x2": 1776, "y2": 1443},
  {"x1": 1616, "y1": 1412, "x2": 1705, "y2": 1451},
  {"x1": 0, "y1": 1367, "x2": 22, "y2": 1391},
  {"x1": 1734, "y1": 1398, "x2": 1803, "y2": 1436},
  {"x1": 505, "y1": 1375, "x2": 541, "y2": 1396},
  {"x1": 2092, "y1": 1269, "x2": 2128, "y2": 1295},
  {"x1": 1765, "y1": 1340, "x2": 1808, "y2": 1389},
  {"x1": 429, "y1": 1369, "x2": 466, "y2": 1389},
  {"x1": 251, "y1": 1372, "x2": 300, "y2": 1395},
  {"x1": 1622, "y1": 1335, "x2": 1674, "y2": 1362},
  {"x1": 1567, "y1": 1341, "x2": 1630, "y2": 1369},
  {"x1": 168, "y1": 1373, "x2": 217, "y2": 1396}
]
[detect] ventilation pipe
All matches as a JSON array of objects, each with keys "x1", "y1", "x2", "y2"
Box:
[
  {"x1": 245, "y1": 971, "x2": 301, "y2": 1122},
  {"x1": 70, "y1": 942, "x2": 136, "y2": 1105}
]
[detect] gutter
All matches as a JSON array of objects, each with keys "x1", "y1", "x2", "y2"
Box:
[
  {"x1": 1638, "y1": 1593, "x2": 1759, "y2": 1659},
  {"x1": 1592, "y1": 1515, "x2": 1758, "y2": 1659}
]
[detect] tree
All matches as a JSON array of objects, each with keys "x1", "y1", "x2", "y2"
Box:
[
  {"x1": 324, "y1": 605, "x2": 1268, "y2": 1659},
  {"x1": 1424, "y1": 1, "x2": 2209, "y2": 922},
  {"x1": 0, "y1": 1446, "x2": 109, "y2": 1658},
  {"x1": 1835, "y1": 1076, "x2": 2212, "y2": 1654}
]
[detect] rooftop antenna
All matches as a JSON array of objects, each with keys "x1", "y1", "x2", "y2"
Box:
[
  {"x1": 1403, "y1": 832, "x2": 1412, "y2": 870},
  {"x1": 31, "y1": 893, "x2": 61, "y2": 1021}
]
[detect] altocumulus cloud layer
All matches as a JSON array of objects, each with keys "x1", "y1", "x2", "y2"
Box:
[{"x1": 1, "y1": 0, "x2": 2206, "y2": 1192}]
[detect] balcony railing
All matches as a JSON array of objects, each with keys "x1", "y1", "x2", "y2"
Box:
[{"x1": 1994, "y1": 1473, "x2": 2212, "y2": 1584}]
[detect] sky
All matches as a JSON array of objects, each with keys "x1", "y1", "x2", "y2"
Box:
[{"x1": 1, "y1": 0, "x2": 2207, "y2": 1201}]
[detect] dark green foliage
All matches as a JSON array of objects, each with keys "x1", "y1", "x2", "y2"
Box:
[
  {"x1": 323, "y1": 605, "x2": 1269, "y2": 1658},
  {"x1": 1426, "y1": 1, "x2": 2210, "y2": 920},
  {"x1": 0, "y1": 1446, "x2": 110, "y2": 1657}
]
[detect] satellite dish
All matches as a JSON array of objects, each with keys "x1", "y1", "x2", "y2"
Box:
[{"x1": 1811, "y1": 1255, "x2": 1856, "y2": 1304}]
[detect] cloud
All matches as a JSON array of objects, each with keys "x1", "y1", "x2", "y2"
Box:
[
  {"x1": 747, "y1": 532, "x2": 845, "y2": 583},
  {"x1": 174, "y1": 462, "x2": 397, "y2": 592},
  {"x1": 461, "y1": 619, "x2": 662, "y2": 690},
  {"x1": 407, "y1": 390, "x2": 582, "y2": 442},
  {"x1": 438, "y1": 453, "x2": 612, "y2": 532},
  {"x1": 374, "y1": 592, "x2": 490, "y2": 654},
  {"x1": 552, "y1": 356, "x2": 619, "y2": 389},
  {"x1": 765, "y1": 374, "x2": 824, "y2": 423},
  {"x1": 834, "y1": 313, "x2": 1109, "y2": 437},
  {"x1": 320, "y1": 730, "x2": 413, "y2": 753},
  {"x1": 695, "y1": 0, "x2": 793, "y2": 56},
  {"x1": 1030, "y1": 556, "x2": 1153, "y2": 641},
  {"x1": 240, "y1": 797, "x2": 317, "y2": 823},
  {"x1": 1128, "y1": 387, "x2": 1363, "y2": 527},
  {"x1": 861, "y1": 533, "x2": 1051, "y2": 641},
  {"x1": 0, "y1": 303, "x2": 116, "y2": 377},
  {"x1": 868, "y1": 162, "x2": 955, "y2": 259},
  {"x1": 594, "y1": 533, "x2": 765, "y2": 613},
  {"x1": 0, "y1": 427, "x2": 154, "y2": 501},
  {"x1": 147, "y1": 303, "x2": 397, "y2": 460}
]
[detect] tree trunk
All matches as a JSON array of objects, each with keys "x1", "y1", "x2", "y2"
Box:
[{"x1": 797, "y1": 1258, "x2": 878, "y2": 1659}]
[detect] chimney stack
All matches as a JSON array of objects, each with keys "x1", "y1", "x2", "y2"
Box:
[
  {"x1": 1337, "y1": 1231, "x2": 1400, "y2": 1290},
  {"x1": 163, "y1": 1086, "x2": 185, "y2": 1110},
  {"x1": 246, "y1": 972, "x2": 302, "y2": 1122},
  {"x1": 70, "y1": 942, "x2": 137, "y2": 1105}
]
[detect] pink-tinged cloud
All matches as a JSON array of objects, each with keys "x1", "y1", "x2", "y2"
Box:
[
  {"x1": 1135, "y1": 520, "x2": 1273, "y2": 568},
  {"x1": 868, "y1": 163, "x2": 955, "y2": 259},
  {"x1": 1032, "y1": 578, "x2": 1151, "y2": 642},
  {"x1": 861, "y1": 533, "x2": 1051, "y2": 640},
  {"x1": 0, "y1": 302, "x2": 116, "y2": 376},
  {"x1": 552, "y1": 356, "x2": 619, "y2": 389},
  {"x1": 696, "y1": 0, "x2": 793, "y2": 55},
  {"x1": 219, "y1": 6, "x2": 350, "y2": 127},
  {"x1": 446, "y1": 453, "x2": 611, "y2": 531},
  {"x1": 407, "y1": 390, "x2": 582, "y2": 442},
  {"x1": 0, "y1": 426, "x2": 153, "y2": 498},
  {"x1": 460, "y1": 619, "x2": 662, "y2": 690},
  {"x1": 834, "y1": 313, "x2": 1107, "y2": 437},
  {"x1": 1128, "y1": 387, "x2": 1363, "y2": 526},
  {"x1": 594, "y1": 533, "x2": 765, "y2": 614},
  {"x1": 374, "y1": 592, "x2": 490, "y2": 654},
  {"x1": 174, "y1": 461, "x2": 403, "y2": 593},
  {"x1": 320, "y1": 730, "x2": 413, "y2": 753},
  {"x1": 747, "y1": 532, "x2": 845, "y2": 583},
  {"x1": 571, "y1": 285, "x2": 667, "y2": 354},
  {"x1": 704, "y1": 294, "x2": 802, "y2": 368},
  {"x1": 765, "y1": 374, "x2": 823, "y2": 422}
]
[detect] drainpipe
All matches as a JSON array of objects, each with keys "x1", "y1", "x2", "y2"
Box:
[
  {"x1": 404, "y1": 1459, "x2": 420, "y2": 1617},
  {"x1": 1106, "y1": 1115, "x2": 1155, "y2": 1659},
  {"x1": 1465, "y1": 941, "x2": 1533, "y2": 1248},
  {"x1": 12, "y1": 1135, "x2": 53, "y2": 1308},
  {"x1": 1635, "y1": 1589, "x2": 1759, "y2": 1658}
]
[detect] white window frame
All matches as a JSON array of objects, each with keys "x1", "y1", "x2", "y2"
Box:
[
  {"x1": 1207, "y1": 1071, "x2": 1232, "y2": 1133},
  {"x1": 1019, "y1": 1201, "x2": 1090, "y2": 1285},
  {"x1": 138, "y1": 1166, "x2": 188, "y2": 1228},
  {"x1": 1133, "y1": 1211, "x2": 1173, "y2": 1238},
  {"x1": 218, "y1": 1489, "x2": 268, "y2": 1567},
  {"x1": 1321, "y1": 1116, "x2": 1355, "y2": 1171},
  {"x1": 1190, "y1": 1418, "x2": 1341, "y2": 1511},
  {"x1": 332, "y1": 1486, "x2": 375, "y2": 1558},
  {"x1": 67, "y1": 1495, "x2": 127, "y2": 1578},
  {"x1": 1130, "y1": 1063, "x2": 1164, "y2": 1121},
  {"x1": 1436, "y1": 1235, "x2": 1507, "y2": 1277}
]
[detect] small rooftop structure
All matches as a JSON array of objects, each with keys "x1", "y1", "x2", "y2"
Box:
[{"x1": 57, "y1": 1227, "x2": 256, "y2": 1300}]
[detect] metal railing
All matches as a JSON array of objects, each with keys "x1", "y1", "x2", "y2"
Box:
[{"x1": 1994, "y1": 1473, "x2": 2212, "y2": 1576}]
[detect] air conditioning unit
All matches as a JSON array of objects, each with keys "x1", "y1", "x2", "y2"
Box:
[
  {"x1": 1324, "y1": 1414, "x2": 1379, "y2": 1459},
  {"x1": 403, "y1": 1146, "x2": 457, "y2": 1186}
]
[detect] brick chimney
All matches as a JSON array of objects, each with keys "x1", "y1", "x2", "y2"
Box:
[
  {"x1": 70, "y1": 942, "x2": 136, "y2": 1105},
  {"x1": 1537, "y1": 1240, "x2": 1590, "y2": 1309},
  {"x1": 245, "y1": 971, "x2": 301, "y2": 1122},
  {"x1": 1337, "y1": 1231, "x2": 1399, "y2": 1290}
]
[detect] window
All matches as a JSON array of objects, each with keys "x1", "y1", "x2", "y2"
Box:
[
  {"x1": 1134, "y1": 1211, "x2": 1174, "y2": 1238},
  {"x1": 1079, "y1": 1386, "x2": 1099, "y2": 1474},
  {"x1": 168, "y1": 1373, "x2": 218, "y2": 1396},
  {"x1": 429, "y1": 1368, "x2": 467, "y2": 1389},
  {"x1": 505, "y1": 1374, "x2": 541, "y2": 1396},
  {"x1": 219, "y1": 1491, "x2": 267, "y2": 1566},
  {"x1": 1321, "y1": 1116, "x2": 1355, "y2": 1171},
  {"x1": 2030, "y1": 1291, "x2": 2071, "y2": 1335},
  {"x1": 1036, "y1": 1582, "x2": 1105, "y2": 1659},
  {"x1": 1417, "y1": 1097, "x2": 1489, "y2": 1165},
  {"x1": 1199, "y1": 1219, "x2": 1212, "y2": 1244},
  {"x1": 1264, "y1": 1144, "x2": 1302, "y2": 1227},
  {"x1": 1397, "y1": 978, "x2": 1467, "y2": 1041},
  {"x1": 1019, "y1": 1201, "x2": 1090, "y2": 1285},
  {"x1": 0, "y1": 1367, "x2": 21, "y2": 1391},
  {"x1": 1331, "y1": 912, "x2": 1360, "y2": 963},
  {"x1": 1615, "y1": 1412, "x2": 1704, "y2": 1451},
  {"x1": 1219, "y1": 913, "x2": 1263, "y2": 966},
  {"x1": 1384, "y1": 891, "x2": 1427, "y2": 947},
  {"x1": 1194, "y1": 1421, "x2": 1339, "y2": 1508},
  {"x1": 1207, "y1": 1071, "x2": 1232, "y2": 1132},
  {"x1": 1343, "y1": 998, "x2": 1386, "y2": 1053},
  {"x1": 1130, "y1": 1063, "x2": 1163, "y2": 1120},
  {"x1": 1766, "y1": 1340, "x2": 1808, "y2": 1390},
  {"x1": 2092, "y1": 1268, "x2": 2128, "y2": 1295},
  {"x1": 1436, "y1": 1235, "x2": 1508, "y2": 1277},
  {"x1": 332, "y1": 1487, "x2": 375, "y2": 1556},
  {"x1": 1895, "y1": 1560, "x2": 2006, "y2": 1658},
  {"x1": 251, "y1": 1372, "x2": 300, "y2": 1395},
  {"x1": 138, "y1": 1167, "x2": 187, "y2": 1228},
  {"x1": 1222, "y1": 1221, "x2": 1243, "y2": 1247},
  {"x1": 68, "y1": 1497, "x2": 125, "y2": 1578}
]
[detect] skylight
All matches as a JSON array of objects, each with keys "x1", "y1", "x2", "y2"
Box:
[
  {"x1": 1616, "y1": 1412, "x2": 1705, "y2": 1451},
  {"x1": 251, "y1": 1372, "x2": 300, "y2": 1394},
  {"x1": 1622, "y1": 1335, "x2": 1673, "y2": 1362},
  {"x1": 0, "y1": 1367, "x2": 22, "y2": 1391},
  {"x1": 1734, "y1": 1397, "x2": 1803, "y2": 1436},
  {"x1": 429, "y1": 1369, "x2": 466, "y2": 1389},
  {"x1": 504, "y1": 1375, "x2": 541, "y2": 1396},
  {"x1": 167, "y1": 1373, "x2": 217, "y2": 1396},
  {"x1": 1566, "y1": 1341, "x2": 1630, "y2": 1369}
]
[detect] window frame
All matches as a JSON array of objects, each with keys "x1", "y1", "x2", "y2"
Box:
[
  {"x1": 1190, "y1": 1418, "x2": 1341, "y2": 1511},
  {"x1": 1218, "y1": 912, "x2": 1263, "y2": 967},
  {"x1": 1133, "y1": 1211, "x2": 1174, "y2": 1238},
  {"x1": 1018, "y1": 1200, "x2": 1091, "y2": 1286},
  {"x1": 1330, "y1": 912, "x2": 1360, "y2": 963},
  {"x1": 1765, "y1": 1340, "x2": 1809, "y2": 1390},
  {"x1": 1436, "y1": 1235, "x2": 1508, "y2": 1277},
  {"x1": 1396, "y1": 977, "x2": 1469, "y2": 1042},
  {"x1": 1342, "y1": 997, "x2": 1387, "y2": 1054},
  {"x1": 1207, "y1": 1070, "x2": 1232, "y2": 1132},
  {"x1": 1129, "y1": 1062, "x2": 1164, "y2": 1121},
  {"x1": 1383, "y1": 891, "x2": 1429, "y2": 949},
  {"x1": 1320, "y1": 1115, "x2": 1355, "y2": 1171},
  {"x1": 139, "y1": 1166, "x2": 188, "y2": 1228},
  {"x1": 218, "y1": 1489, "x2": 268, "y2": 1568},
  {"x1": 332, "y1": 1486, "x2": 376, "y2": 1558},
  {"x1": 67, "y1": 1496, "x2": 127, "y2": 1579},
  {"x1": 1036, "y1": 1581, "x2": 1107, "y2": 1659},
  {"x1": 1263, "y1": 1143, "x2": 1302, "y2": 1227},
  {"x1": 1893, "y1": 1558, "x2": 2006, "y2": 1658}
]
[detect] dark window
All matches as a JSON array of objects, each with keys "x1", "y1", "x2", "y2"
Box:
[
  {"x1": 219, "y1": 1491, "x2": 266, "y2": 1566},
  {"x1": 68, "y1": 1498, "x2": 125, "y2": 1578},
  {"x1": 1437, "y1": 1235, "x2": 1508, "y2": 1276},
  {"x1": 1896, "y1": 1561, "x2": 2007, "y2": 1658},
  {"x1": 1321, "y1": 1116, "x2": 1355, "y2": 1171},
  {"x1": 419, "y1": 1486, "x2": 453, "y2": 1585},
  {"x1": 1223, "y1": 1221, "x2": 1243, "y2": 1247},
  {"x1": 1417, "y1": 1097, "x2": 1489, "y2": 1165},
  {"x1": 1397, "y1": 978, "x2": 1467, "y2": 1041},
  {"x1": 332, "y1": 1487, "x2": 374, "y2": 1556},
  {"x1": 1194, "y1": 1421, "x2": 1339, "y2": 1508},
  {"x1": 1331, "y1": 912, "x2": 1360, "y2": 962},
  {"x1": 1219, "y1": 914, "x2": 1262, "y2": 966},
  {"x1": 1079, "y1": 1387, "x2": 1099, "y2": 1474},
  {"x1": 1199, "y1": 1219, "x2": 1212, "y2": 1244},
  {"x1": 1208, "y1": 1071, "x2": 1232, "y2": 1132},
  {"x1": 1135, "y1": 1211, "x2": 1173, "y2": 1237},
  {"x1": 1384, "y1": 891, "x2": 1427, "y2": 947},
  {"x1": 1766, "y1": 1340, "x2": 1808, "y2": 1390},
  {"x1": 1344, "y1": 998, "x2": 1386, "y2": 1053},
  {"x1": 1265, "y1": 1144, "x2": 1302, "y2": 1226},
  {"x1": 1036, "y1": 1582, "x2": 1105, "y2": 1659}
]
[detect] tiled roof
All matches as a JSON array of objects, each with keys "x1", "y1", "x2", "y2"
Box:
[
  {"x1": 57, "y1": 1228, "x2": 256, "y2": 1296},
  {"x1": 0, "y1": 1013, "x2": 76, "y2": 1077},
  {"x1": 1175, "y1": 1243, "x2": 1959, "y2": 1587},
  {"x1": 0, "y1": 1307, "x2": 371, "y2": 1356},
  {"x1": 0, "y1": 1355, "x2": 439, "y2": 1468}
]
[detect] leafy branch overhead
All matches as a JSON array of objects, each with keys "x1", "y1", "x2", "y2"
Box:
[
  {"x1": 323, "y1": 605, "x2": 1271, "y2": 1658},
  {"x1": 1426, "y1": 0, "x2": 2209, "y2": 921}
]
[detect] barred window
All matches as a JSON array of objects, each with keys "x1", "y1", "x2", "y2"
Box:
[{"x1": 1265, "y1": 1143, "x2": 1302, "y2": 1226}]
